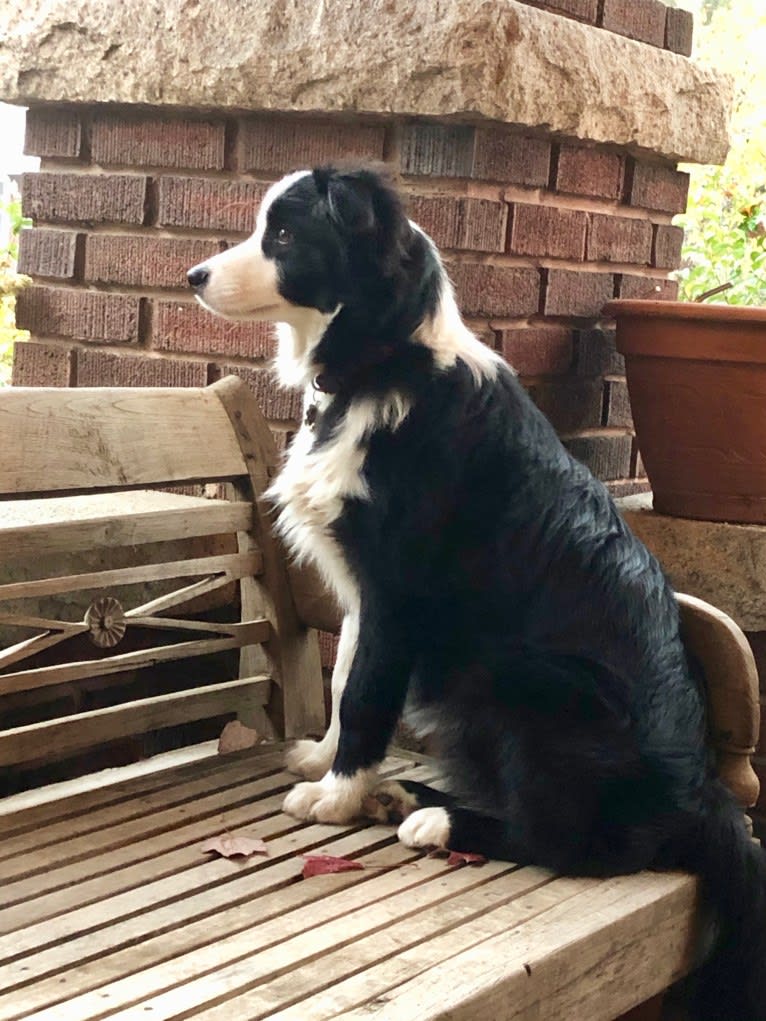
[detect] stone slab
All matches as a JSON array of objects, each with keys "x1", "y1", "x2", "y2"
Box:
[
  {"x1": 0, "y1": 0, "x2": 730, "y2": 165},
  {"x1": 618, "y1": 492, "x2": 766, "y2": 631}
]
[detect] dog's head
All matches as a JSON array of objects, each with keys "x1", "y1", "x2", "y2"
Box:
[
  {"x1": 188, "y1": 166, "x2": 447, "y2": 387},
  {"x1": 188, "y1": 166, "x2": 421, "y2": 321}
]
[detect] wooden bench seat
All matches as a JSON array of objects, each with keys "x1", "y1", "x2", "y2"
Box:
[
  {"x1": 0, "y1": 378, "x2": 759, "y2": 1020},
  {"x1": 0, "y1": 745, "x2": 699, "y2": 1021}
]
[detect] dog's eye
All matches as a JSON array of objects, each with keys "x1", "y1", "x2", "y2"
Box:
[{"x1": 275, "y1": 227, "x2": 292, "y2": 246}]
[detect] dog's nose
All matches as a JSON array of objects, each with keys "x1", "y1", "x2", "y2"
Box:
[{"x1": 187, "y1": 265, "x2": 210, "y2": 290}]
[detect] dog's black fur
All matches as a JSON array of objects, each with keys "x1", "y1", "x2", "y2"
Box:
[{"x1": 194, "y1": 167, "x2": 766, "y2": 1020}]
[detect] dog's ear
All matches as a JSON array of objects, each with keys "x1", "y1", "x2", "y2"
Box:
[
  {"x1": 315, "y1": 169, "x2": 378, "y2": 237},
  {"x1": 314, "y1": 167, "x2": 411, "y2": 275}
]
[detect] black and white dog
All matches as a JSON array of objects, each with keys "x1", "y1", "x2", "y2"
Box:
[{"x1": 189, "y1": 166, "x2": 766, "y2": 1019}]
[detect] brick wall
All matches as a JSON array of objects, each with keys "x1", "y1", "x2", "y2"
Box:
[
  {"x1": 15, "y1": 107, "x2": 688, "y2": 511},
  {"x1": 517, "y1": 0, "x2": 694, "y2": 54}
]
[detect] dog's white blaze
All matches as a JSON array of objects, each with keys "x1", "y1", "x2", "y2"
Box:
[
  {"x1": 192, "y1": 169, "x2": 332, "y2": 329},
  {"x1": 282, "y1": 766, "x2": 377, "y2": 823},
  {"x1": 398, "y1": 807, "x2": 451, "y2": 849}
]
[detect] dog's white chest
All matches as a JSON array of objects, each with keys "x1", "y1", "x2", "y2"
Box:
[{"x1": 268, "y1": 393, "x2": 411, "y2": 613}]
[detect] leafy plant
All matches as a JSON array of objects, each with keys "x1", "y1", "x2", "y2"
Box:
[
  {"x1": 674, "y1": 0, "x2": 766, "y2": 305},
  {"x1": 0, "y1": 193, "x2": 31, "y2": 386}
]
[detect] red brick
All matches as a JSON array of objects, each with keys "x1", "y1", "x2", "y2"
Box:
[
  {"x1": 544, "y1": 269, "x2": 614, "y2": 317},
  {"x1": 616, "y1": 274, "x2": 679, "y2": 300},
  {"x1": 12, "y1": 340, "x2": 73, "y2": 387},
  {"x1": 447, "y1": 262, "x2": 541, "y2": 318},
  {"x1": 158, "y1": 178, "x2": 267, "y2": 234},
  {"x1": 498, "y1": 327, "x2": 574, "y2": 376},
  {"x1": 586, "y1": 214, "x2": 653, "y2": 265},
  {"x1": 400, "y1": 123, "x2": 476, "y2": 178},
  {"x1": 473, "y1": 130, "x2": 551, "y2": 187},
  {"x1": 555, "y1": 145, "x2": 624, "y2": 200},
  {"x1": 524, "y1": 0, "x2": 598, "y2": 21},
  {"x1": 17, "y1": 228, "x2": 81, "y2": 280},
  {"x1": 153, "y1": 301, "x2": 276, "y2": 359},
  {"x1": 509, "y1": 204, "x2": 587, "y2": 260},
  {"x1": 271, "y1": 428, "x2": 296, "y2": 456},
  {"x1": 652, "y1": 224, "x2": 685, "y2": 270},
  {"x1": 526, "y1": 379, "x2": 603, "y2": 433},
  {"x1": 22, "y1": 172, "x2": 147, "y2": 226},
  {"x1": 91, "y1": 116, "x2": 226, "y2": 170},
  {"x1": 84, "y1": 236, "x2": 217, "y2": 290},
  {"x1": 628, "y1": 161, "x2": 690, "y2": 214},
  {"x1": 601, "y1": 0, "x2": 667, "y2": 47},
  {"x1": 606, "y1": 478, "x2": 651, "y2": 499},
  {"x1": 319, "y1": 631, "x2": 341, "y2": 670},
  {"x1": 665, "y1": 7, "x2": 694, "y2": 56},
  {"x1": 576, "y1": 327, "x2": 625, "y2": 376},
  {"x1": 77, "y1": 350, "x2": 208, "y2": 387},
  {"x1": 603, "y1": 379, "x2": 632, "y2": 428},
  {"x1": 408, "y1": 196, "x2": 507, "y2": 252},
  {"x1": 564, "y1": 434, "x2": 633, "y2": 480},
  {"x1": 216, "y1": 365, "x2": 303, "y2": 422},
  {"x1": 16, "y1": 286, "x2": 140, "y2": 344},
  {"x1": 239, "y1": 118, "x2": 384, "y2": 173},
  {"x1": 24, "y1": 109, "x2": 82, "y2": 159}
]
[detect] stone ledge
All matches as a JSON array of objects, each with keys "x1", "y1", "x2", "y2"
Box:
[
  {"x1": 618, "y1": 493, "x2": 766, "y2": 631},
  {"x1": 0, "y1": 0, "x2": 729, "y2": 165}
]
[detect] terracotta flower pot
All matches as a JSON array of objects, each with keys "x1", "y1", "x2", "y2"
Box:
[{"x1": 605, "y1": 299, "x2": 766, "y2": 524}]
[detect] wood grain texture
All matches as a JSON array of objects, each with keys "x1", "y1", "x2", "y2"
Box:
[
  {"x1": 0, "y1": 676, "x2": 271, "y2": 766},
  {"x1": 678, "y1": 592, "x2": 761, "y2": 807},
  {"x1": 0, "y1": 749, "x2": 701, "y2": 1021},
  {"x1": 0, "y1": 387, "x2": 247, "y2": 494}
]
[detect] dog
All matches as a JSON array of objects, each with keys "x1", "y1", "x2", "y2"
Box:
[{"x1": 189, "y1": 166, "x2": 766, "y2": 1019}]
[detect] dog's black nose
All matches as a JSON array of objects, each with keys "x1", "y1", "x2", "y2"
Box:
[{"x1": 187, "y1": 265, "x2": 210, "y2": 290}]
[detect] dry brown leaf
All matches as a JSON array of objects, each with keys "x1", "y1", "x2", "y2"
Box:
[
  {"x1": 200, "y1": 834, "x2": 269, "y2": 859},
  {"x1": 218, "y1": 720, "x2": 261, "y2": 754},
  {"x1": 429, "y1": 848, "x2": 488, "y2": 867},
  {"x1": 302, "y1": 854, "x2": 366, "y2": 878}
]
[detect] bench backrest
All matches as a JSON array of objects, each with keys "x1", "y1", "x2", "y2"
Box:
[{"x1": 0, "y1": 377, "x2": 325, "y2": 782}]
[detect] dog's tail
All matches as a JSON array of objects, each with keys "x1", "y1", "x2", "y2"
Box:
[{"x1": 682, "y1": 779, "x2": 766, "y2": 1020}]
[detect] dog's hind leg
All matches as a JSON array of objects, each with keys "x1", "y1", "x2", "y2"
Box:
[
  {"x1": 398, "y1": 804, "x2": 533, "y2": 863},
  {"x1": 363, "y1": 779, "x2": 456, "y2": 825}
]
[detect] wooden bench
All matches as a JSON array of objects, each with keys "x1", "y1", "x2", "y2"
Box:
[{"x1": 0, "y1": 377, "x2": 760, "y2": 1021}]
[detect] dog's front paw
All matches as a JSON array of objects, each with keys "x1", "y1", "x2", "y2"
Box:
[
  {"x1": 282, "y1": 771, "x2": 372, "y2": 824},
  {"x1": 397, "y1": 807, "x2": 451, "y2": 849},
  {"x1": 285, "y1": 738, "x2": 335, "y2": 780}
]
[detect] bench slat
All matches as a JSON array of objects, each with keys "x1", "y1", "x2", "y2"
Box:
[
  {"x1": 0, "y1": 674, "x2": 271, "y2": 766},
  {"x1": 0, "y1": 493, "x2": 253, "y2": 558},
  {"x1": 0, "y1": 387, "x2": 247, "y2": 495},
  {"x1": 0, "y1": 550, "x2": 262, "y2": 604}
]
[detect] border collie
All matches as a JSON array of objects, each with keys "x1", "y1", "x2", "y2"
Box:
[{"x1": 189, "y1": 166, "x2": 766, "y2": 1020}]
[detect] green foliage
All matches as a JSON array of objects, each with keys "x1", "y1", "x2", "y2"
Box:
[
  {"x1": 675, "y1": 0, "x2": 766, "y2": 305},
  {"x1": 0, "y1": 193, "x2": 31, "y2": 386}
]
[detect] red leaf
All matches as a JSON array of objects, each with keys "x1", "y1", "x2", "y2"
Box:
[
  {"x1": 446, "y1": 850, "x2": 488, "y2": 867},
  {"x1": 200, "y1": 834, "x2": 269, "y2": 859},
  {"x1": 302, "y1": 854, "x2": 366, "y2": 878}
]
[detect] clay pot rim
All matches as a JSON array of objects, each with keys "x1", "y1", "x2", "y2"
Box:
[{"x1": 604, "y1": 299, "x2": 766, "y2": 324}]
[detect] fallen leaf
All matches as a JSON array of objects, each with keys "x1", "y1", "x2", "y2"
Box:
[
  {"x1": 302, "y1": 854, "x2": 366, "y2": 878},
  {"x1": 446, "y1": 850, "x2": 488, "y2": 867},
  {"x1": 218, "y1": 720, "x2": 261, "y2": 754},
  {"x1": 200, "y1": 834, "x2": 269, "y2": 859},
  {"x1": 429, "y1": 848, "x2": 488, "y2": 867}
]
